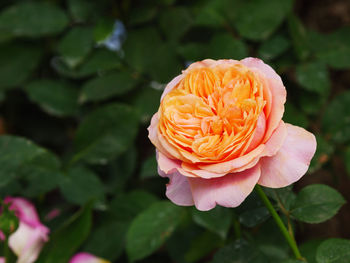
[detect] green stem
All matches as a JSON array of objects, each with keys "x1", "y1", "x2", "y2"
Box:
[
  {"x1": 4, "y1": 236, "x2": 10, "y2": 263},
  {"x1": 255, "y1": 185, "x2": 304, "y2": 261}
]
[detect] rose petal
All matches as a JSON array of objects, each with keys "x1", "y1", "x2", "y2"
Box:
[
  {"x1": 188, "y1": 164, "x2": 261, "y2": 211},
  {"x1": 241, "y1": 57, "x2": 286, "y2": 142},
  {"x1": 4, "y1": 197, "x2": 43, "y2": 229},
  {"x1": 246, "y1": 111, "x2": 266, "y2": 153},
  {"x1": 9, "y1": 223, "x2": 49, "y2": 263},
  {"x1": 258, "y1": 123, "x2": 317, "y2": 188},
  {"x1": 0, "y1": 257, "x2": 4, "y2": 263},
  {"x1": 70, "y1": 252, "x2": 110, "y2": 263},
  {"x1": 261, "y1": 120, "x2": 287, "y2": 157},
  {"x1": 161, "y1": 74, "x2": 184, "y2": 101}
]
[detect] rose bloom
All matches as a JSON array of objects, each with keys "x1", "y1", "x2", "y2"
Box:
[
  {"x1": 148, "y1": 58, "x2": 316, "y2": 211},
  {"x1": 70, "y1": 252, "x2": 110, "y2": 263},
  {"x1": 1, "y1": 197, "x2": 50, "y2": 263}
]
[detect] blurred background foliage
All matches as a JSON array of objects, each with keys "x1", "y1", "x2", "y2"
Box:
[{"x1": 0, "y1": 0, "x2": 350, "y2": 262}]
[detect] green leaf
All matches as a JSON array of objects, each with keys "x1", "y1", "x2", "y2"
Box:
[
  {"x1": 316, "y1": 238, "x2": 350, "y2": 263},
  {"x1": 300, "y1": 91, "x2": 327, "y2": 115},
  {"x1": 68, "y1": 0, "x2": 98, "y2": 23},
  {"x1": 57, "y1": 27, "x2": 94, "y2": 68},
  {"x1": 0, "y1": 2, "x2": 68, "y2": 38},
  {"x1": 208, "y1": 33, "x2": 248, "y2": 60},
  {"x1": 126, "y1": 201, "x2": 185, "y2": 262},
  {"x1": 192, "y1": 206, "x2": 232, "y2": 239},
  {"x1": 124, "y1": 28, "x2": 182, "y2": 83},
  {"x1": 0, "y1": 136, "x2": 53, "y2": 188},
  {"x1": 212, "y1": 239, "x2": 266, "y2": 263},
  {"x1": 52, "y1": 48, "x2": 122, "y2": 79},
  {"x1": 129, "y1": 6, "x2": 157, "y2": 26},
  {"x1": 239, "y1": 207, "x2": 270, "y2": 228},
  {"x1": 258, "y1": 35, "x2": 290, "y2": 61},
  {"x1": 20, "y1": 151, "x2": 62, "y2": 197},
  {"x1": 93, "y1": 18, "x2": 115, "y2": 43},
  {"x1": 288, "y1": 14, "x2": 310, "y2": 61},
  {"x1": 193, "y1": 0, "x2": 233, "y2": 27},
  {"x1": 322, "y1": 91, "x2": 350, "y2": 143},
  {"x1": 84, "y1": 220, "x2": 128, "y2": 261},
  {"x1": 140, "y1": 155, "x2": 158, "y2": 179},
  {"x1": 291, "y1": 184, "x2": 346, "y2": 224},
  {"x1": 80, "y1": 71, "x2": 138, "y2": 103},
  {"x1": 0, "y1": 43, "x2": 41, "y2": 90},
  {"x1": 310, "y1": 27, "x2": 350, "y2": 69},
  {"x1": 300, "y1": 239, "x2": 323, "y2": 263},
  {"x1": 59, "y1": 166, "x2": 105, "y2": 206},
  {"x1": 25, "y1": 80, "x2": 79, "y2": 117},
  {"x1": 109, "y1": 190, "x2": 158, "y2": 221},
  {"x1": 296, "y1": 62, "x2": 330, "y2": 95},
  {"x1": 132, "y1": 86, "x2": 162, "y2": 123},
  {"x1": 37, "y1": 202, "x2": 93, "y2": 263},
  {"x1": 184, "y1": 231, "x2": 224, "y2": 263},
  {"x1": 159, "y1": 7, "x2": 193, "y2": 41},
  {"x1": 284, "y1": 102, "x2": 309, "y2": 128},
  {"x1": 234, "y1": 0, "x2": 293, "y2": 40},
  {"x1": 177, "y1": 42, "x2": 207, "y2": 62},
  {"x1": 74, "y1": 103, "x2": 139, "y2": 164}
]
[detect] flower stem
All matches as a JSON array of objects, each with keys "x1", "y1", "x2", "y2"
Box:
[
  {"x1": 4, "y1": 236, "x2": 10, "y2": 263},
  {"x1": 255, "y1": 185, "x2": 304, "y2": 260}
]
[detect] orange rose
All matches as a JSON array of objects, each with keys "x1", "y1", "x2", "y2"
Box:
[{"x1": 148, "y1": 58, "x2": 316, "y2": 211}]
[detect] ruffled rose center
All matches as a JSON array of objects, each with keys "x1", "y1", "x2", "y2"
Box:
[{"x1": 158, "y1": 64, "x2": 267, "y2": 163}]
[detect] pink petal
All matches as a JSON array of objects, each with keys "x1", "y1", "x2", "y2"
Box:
[
  {"x1": 0, "y1": 258, "x2": 4, "y2": 263},
  {"x1": 246, "y1": 111, "x2": 266, "y2": 153},
  {"x1": 4, "y1": 197, "x2": 42, "y2": 228},
  {"x1": 70, "y1": 252, "x2": 110, "y2": 263},
  {"x1": 188, "y1": 164, "x2": 261, "y2": 211},
  {"x1": 9, "y1": 223, "x2": 49, "y2": 263},
  {"x1": 157, "y1": 151, "x2": 194, "y2": 206},
  {"x1": 261, "y1": 120, "x2": 287, "y2": 157},
  {"x1": 241, "y1": 57, "x2": 286, "y2": 142},
  {"x1": 258, "y1": 123, "x2": 317, "y2": 188}
]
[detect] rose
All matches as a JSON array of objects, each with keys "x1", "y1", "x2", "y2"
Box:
[
  {"x1": 0, "y1": 197, "x2": 50, "y2": 263},
  {"x1": 70, "y1": 252, "x2": 110, "y2": 263},
  {"x1": 148, "y1": 58, "x2": 317, "y2": 211}
]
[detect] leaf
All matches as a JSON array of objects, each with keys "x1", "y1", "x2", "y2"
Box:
[
  {"x1": 0, "y1": 43, "x2": 41, "y2": 90},
  {"x1": 0, "y1": 2, "x2": 68, "y2": 38},
  {"x1": 59, "y1": 166, "x2": 105, "y2": 206},
  {"x1": 284, "y1": 102, "x2": 309, "y2": 128},
  {"x1": 129, "y1": 6, "x2": 157, "y2": 26},
  {"x1": 126, "y1": 201, "x2": 185, "y2": 262},
  {"x1": 132, "y1": 86, "x2": 162, "y2": 123},
  {"x1": 25, "y1": 80, "x2": 79, "y2": 117},
  {"x1": 52, "y1": 48, "x2": 122, "y2": 79},
  {"x1": 208, "y1": 33, "x2": 248, "y2": 60},
  {"x1": 140, "y1": 155, "x2": 158, "y2": 179},
  {"x1": 296, "y1": 62, "x2": 330, "y2": 95},
  {"x1": 159, "y1": 7, "x2": 193, "y2": 41},
  {"x1": 184, "y1": 231, "x2": 224, "y2": 263},
  {"x1": 68, "y1": 0, "x2": 99, "y2": 23},
  {"x1": 109, "y1": 190, "x2": 158, "y2": 221},
  {"x1": 84, "y1": 220, "x2": 128, "y2": 261},
  {"x1": 74, "y1": 103, "x2": 139, "y2": 164},
  {"x1": 234, "y1": 0, "x2": 293, "y2": 40},
  {"x1": 300, "y1": 239, "x2": 324, "y2": 263},
  {"x1": 239, "y1": 207, "x2": 270, "y2": 228},
  {"x1": 57, "y1": 27, "x2": 94, "y2": 68},
  {"x1": 212, "y1": 239, "x2": 266, "y2": 263},
  {"x1": 291, "y1": 184, "x2": 346, "y2": 224},
  {"x1": 345, "y1": 148, "x2": 350, "y2": 176},
  {"x1": 37, "y1": 202, "x2": 93, "y2": 263},
  {"x1": 192, "y1": 206, "x2": 232, "y2": 239},
  {"x1": 123, "y1": 27, "x2": 182, "y2": 83},
  {"x1": 316, "y1": 238, "x2": 350, "y2": 263},
  {"x1": 322, "y1": 91, "x2": 350, "y2": 143},
  {"x1": 177, "y1": 42, "x2": 207, "y2": 62},
  {"x1": 258, "y1": 35, "x2": 290, "y2": 61},
  {"x1": 310, "y1": 27, "x2": 350, "y2": 69},
  {"x1": 0, "y1": 136, "x2": 53, "y2": 187},
  {"x1": 288, "y1": 14, "x2": 310, "y2": 61},
  {"x1": 80, "y1": 71, "x2": 138, "y2": 103}
]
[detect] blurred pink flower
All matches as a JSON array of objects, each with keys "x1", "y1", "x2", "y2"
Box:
[
  {"x1": 148, "y1": 58, "x2": 317, "y2": 211},
  {"x1": 2, "y1": 197, "x2": 49, "y2": 263},
  {"x1": 70, "y1": 252, "x2": 110, "y2": 263}
]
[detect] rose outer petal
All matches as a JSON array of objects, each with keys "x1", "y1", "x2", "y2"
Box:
[
  {"x1": 240, "y1": 57, "x2": 287, "y2": 143},
  {"x1": 70, "y1": 252, "x2": 110, "y2": 263},
  {"x1": 258, "y1": 123, "x2": 317, "y2": 188},
  {"x1": 188, "y1": 164, "x2": 261, "y2": 211}
]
